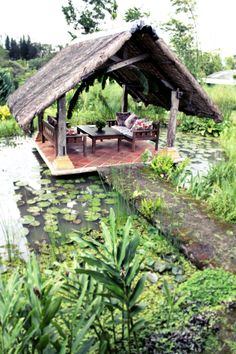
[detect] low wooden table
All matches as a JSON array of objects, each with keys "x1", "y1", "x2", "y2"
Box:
[{"x1": 77, "y1": 125, "x2": 123, "y2": 153}]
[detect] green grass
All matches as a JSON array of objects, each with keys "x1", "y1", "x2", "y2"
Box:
[{"x1": 0, "y1": 118, "x2": 22, "y2": 138}]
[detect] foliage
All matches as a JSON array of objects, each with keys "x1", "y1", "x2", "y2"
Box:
[
  {"x1": 150, "y1": 155, "x2": 174, "y2": 178},
  {"x1": 188, "y1": 121, "x2": 236, "y2": 223},
  {"x1": 140, "y1": 197, "x2": 164, "y2": 219},
  {"x1": 0, "y1": 70, "x2": 14, "y2": 105},
  {"x1": 162, "y1": 0, "x2": 200, "y2": 78},
  {"x1": 199, "y1": 50, "x2": 223, "y2": 76},
  {"x1": 142, "y1": 268, "x2": 236, "y2": 353},
  {"x1": 141, "y1": 149, "x2": 153, "y2": 164},
  {"x1": 124, "y1": 7, "x2": 150, "y2": 22},
  {"x1": 0, "y1": 105, "x2": 11, "y2": 121},
  {"x1": 75, "y1": 209, "x2": 146, "y2": 352},
  {"x1": 4, "y1": 35, "x2": 51, "y2": 61},
  {"x1": 225, "y1": 55, "x2": 236, "y2": 70},
  {"x1": 62, "y1": 0, "x2": 118, "y2": 36},
  {"x1": 0, "y1": 118, "x2": 22, "y2": 138}
]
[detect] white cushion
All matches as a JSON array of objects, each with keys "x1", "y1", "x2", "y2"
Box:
[{"x1": 113, "y1": 126, "x2": 133, "y2": 138}]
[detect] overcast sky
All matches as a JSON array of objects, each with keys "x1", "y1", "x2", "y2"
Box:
[{"x1": 0, "y1": 0, "x2": 235, "y2": 57}]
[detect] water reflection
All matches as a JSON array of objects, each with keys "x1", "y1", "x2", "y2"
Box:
[{"x1": 0, "y1": 133, "x2": 224, "y2": 261}]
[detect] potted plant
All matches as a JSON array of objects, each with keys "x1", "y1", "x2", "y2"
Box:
[{"x1": 95, "y1": 119, "x2": 106, "y2": 132}]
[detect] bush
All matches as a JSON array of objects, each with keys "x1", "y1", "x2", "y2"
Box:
[
  {"x1": 0, "y1": 105, "x2": 11, "y2": 120},
  {"x1": 0, "y1": 70, "x2": 14, "y2": 105}
]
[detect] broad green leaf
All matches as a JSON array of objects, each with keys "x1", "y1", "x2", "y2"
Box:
[
  {"x1": 118, "y1": 216, "x2": 132, "y2": 267},
  {"x1": 129, "y1": 275, "x2": 146, "y2": 308},
  {"x1": 123, "y1": 236, "x2": 140, "y2": 267},
  {"x1": 131, "y1": 319, "x2": 145, "y2": 333}
]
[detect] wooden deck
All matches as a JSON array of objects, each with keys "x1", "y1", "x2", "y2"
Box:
[{"x1": 35, "y1": 137, "x2": 157, "y2": 176}]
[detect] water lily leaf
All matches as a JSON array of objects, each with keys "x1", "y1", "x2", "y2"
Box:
[
  {"x1": 21, "y1": 215, "x2": 36, "y2": 225},
  {"x1": 31, "y1": 220, "x2": 40, "y2": 227},
  {"x1": 96, "y1": 193, "x2": 107, "y2": 199},
  {"x1": 63, "y1": 214, "x2": 77, "y2": 221},
  {"x1": 26, "y1": 198, "x2": 38, "y2": 205},
  {"x1": 48, "y1": 207, "x2": 61, "y2": 214},
  {"x1": 84, "y1": 212, "x2": 100, "y2": 222},
  {"x1": 22, "y1": 227, "x2": 29, "y2": 236},
  {"x1": 27, "y1": 206, "x2": 42, "y2": 214},
  {"x1": 41, "y1": 179, "x2": 51, "y2": 185},
  {"x1": 104, "y1": 198, "x2": 116, "y2": 205},
  {"x1": 60, "y1": 208, "x2": 72, "y2": 215},
  {"x1": 44, "y1": 225, "x2": 58, "y2": 233},
  {"x1": 38, "y1": 201, "x2": 51, "y2": 208}
]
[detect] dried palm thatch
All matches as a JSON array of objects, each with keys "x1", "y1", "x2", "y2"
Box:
[{"x1": 8, "y1": 21, "x2": 222, "y2": 130}]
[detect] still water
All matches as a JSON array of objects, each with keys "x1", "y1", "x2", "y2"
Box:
[{"x1": 0, "y1": 132, "x2": 223, "y2": 261}]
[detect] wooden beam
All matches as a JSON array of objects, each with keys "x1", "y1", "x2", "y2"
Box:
[
  {"x1": 167, "y1": 90, "x2": 180, "y2": 147},
  {"x1": 105, "y1": 53, "x2": 149, "y2": 74},
  {"x1": 37, "y1": 111, "x2": 44, "y2": 141},
  {"x1": 56, "y1": 94, "x2": 67, "y2": 156},
  {"x1": 121, "y1": 84, "x2": 128, "y2": 112}
]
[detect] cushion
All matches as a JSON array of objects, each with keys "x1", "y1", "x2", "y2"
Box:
[
  {"x1": 112, "y1": 125, "x2": 133, "y2": 138},
  {"x1": 124, "y1": 113, "x2": 138, "y2": 129},
  {"x1": 132, "y1": 119, "x2": 153, "y2": 131},
  {"x1": 116, "y1": 112, "x2": 131, "y2": 126}
]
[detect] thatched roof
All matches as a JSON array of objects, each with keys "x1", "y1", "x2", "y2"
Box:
[{"x1": 8, "y1": 21, "x2": 222, "y2": 129}]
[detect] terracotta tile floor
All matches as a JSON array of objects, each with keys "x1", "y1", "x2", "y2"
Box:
[{"x1": 35, "y1": 138, "x2": 158, "y2": 175}]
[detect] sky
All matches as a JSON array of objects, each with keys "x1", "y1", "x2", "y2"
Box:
[{"x1": 0, "y1": 0, "x2": 235, "y2": 57}]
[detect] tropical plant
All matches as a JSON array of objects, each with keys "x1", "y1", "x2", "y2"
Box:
[
  {"x1": 124, "y1": 6, "x2": 150, "y2": 22},
  {"x1": 74, "y1": 209, "x2": 146, "y2": 352},
  {"x1": 140, "y1": 197, "x2": 164, "y2": 220}
]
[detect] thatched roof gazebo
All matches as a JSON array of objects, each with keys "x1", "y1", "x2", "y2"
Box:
[{"x1": 8, "y1": 21, "x2": 222, "y2": 171}]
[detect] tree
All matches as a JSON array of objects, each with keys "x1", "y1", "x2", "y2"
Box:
[
  {"x1": 225, "y1": 55, "x2": 236, "y2": 70},
  {"x1": 5, "y1": 36, "x2": 10, "y2": 51},
  {"x1": 162, "y1": 0, "x2": 200, "y2": 78},
  {"x1": 199, "y1": 51, "x2": 223, "y2": 76},
  {"x1": 62, "y1": 0, "x2": 118, "y2": 36},
  {"x1": 124, "y1": 6, "x2": 150, "y2": 22},
  {"x1": 0, "y1": 70, "x2": 14, "y2": 105}
]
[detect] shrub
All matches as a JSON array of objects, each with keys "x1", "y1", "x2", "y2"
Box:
[
  {"x1": 0, "y1": 70, "x2": 14, "y2": 105},
  {"x1": 0, "y1": 105, "x2": 11, "y2": 120}
]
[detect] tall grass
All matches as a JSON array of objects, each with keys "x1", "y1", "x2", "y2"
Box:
[
  {"x1": 0, "y1": 119, "x2": 22, "y2": 138},
  {"x1": 188, "y1": 117, "x2": 236, "y2": 223}
]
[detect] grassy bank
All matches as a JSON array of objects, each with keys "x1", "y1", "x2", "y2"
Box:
[{"x1": 188, "y1": 113, "x2": 236, "y2": 223}]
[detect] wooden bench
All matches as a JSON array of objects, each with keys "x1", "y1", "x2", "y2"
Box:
[
  {"x1": 107, "y1": 119, "x2": 160, "y2": 152},
  {"x1": 42, "y1": 120, "x2": 87, "y2": 156}
]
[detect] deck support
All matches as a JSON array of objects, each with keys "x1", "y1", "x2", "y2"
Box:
[
  {"x1": 121, "y1": 84, "x2": 128, "y2": 112},
  {"x1": 167, "y1": 90, "x2": 180, "y2": 147},
  {"x1": 36, "y1": 111, "x2": 44, "y2": 141},
  {"x1": 53, "y1": 94, "x2": 73, "y2": 170}
]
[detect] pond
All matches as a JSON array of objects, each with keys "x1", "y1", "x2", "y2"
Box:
[{"x1": 0, "y1": 132, "x2": 223, "y2": 262}]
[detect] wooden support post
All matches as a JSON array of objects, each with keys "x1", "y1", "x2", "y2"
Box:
[
  {"x1": 56, "y1": 94, "x2": 67, "y2": 156},
  {"x1": 36, "y1": 111, "x2": 44, "y2": 141},
  {"x1": 53, "y1": 94, "x2": 73, "y2": 170},
  {"x1": 121, "y1": 84, "x2": 128, "y2": 112},
  {"x1": 167, "y1": 90, "x2": 180, "y2": 147}
]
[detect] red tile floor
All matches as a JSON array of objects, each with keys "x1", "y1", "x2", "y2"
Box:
[{"x1": 35, "y1": 138, "x2": 158, "y2": 175}]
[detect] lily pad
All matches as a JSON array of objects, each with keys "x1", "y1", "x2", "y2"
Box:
[
  {"x1": 47, "y1": 207, "x2": 61, "y2": 214},
  {"x1": 27, "y1": 206, "x2": 42, "y2": 214},
  {"x1": 38, "y1": 201, "x2": 51, "y2": 208},
  {"x1": 84, "y1": 211, "x2": 100, "y2": 222},
  {"x1": 22, "y1": 227, "x2": 29, "y2": 236},
  {"x1": 104, "y1": 198, "x2": 116, "y2": 205},
  {"x1": 63, "y1": 214, "x2": 77, "y2": 222},
  {"x1": 44, "y1": 224, "x2": 58, "y2": 233},
  {"x1": 60, "y1": 208, "x2": 72, "y2": 215},
  {"x1": 41, "y1": 179, "x2": 51, "y2": 185},
  {"x1": 30, "y1": 220, "x2": 40, "y2": 227},
  {"x1": 26, "y1": 198, "x2": 38, "y2": 205},
  {"x1": 21, "y1": 215, "x2": 36, "y2": 225}
]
